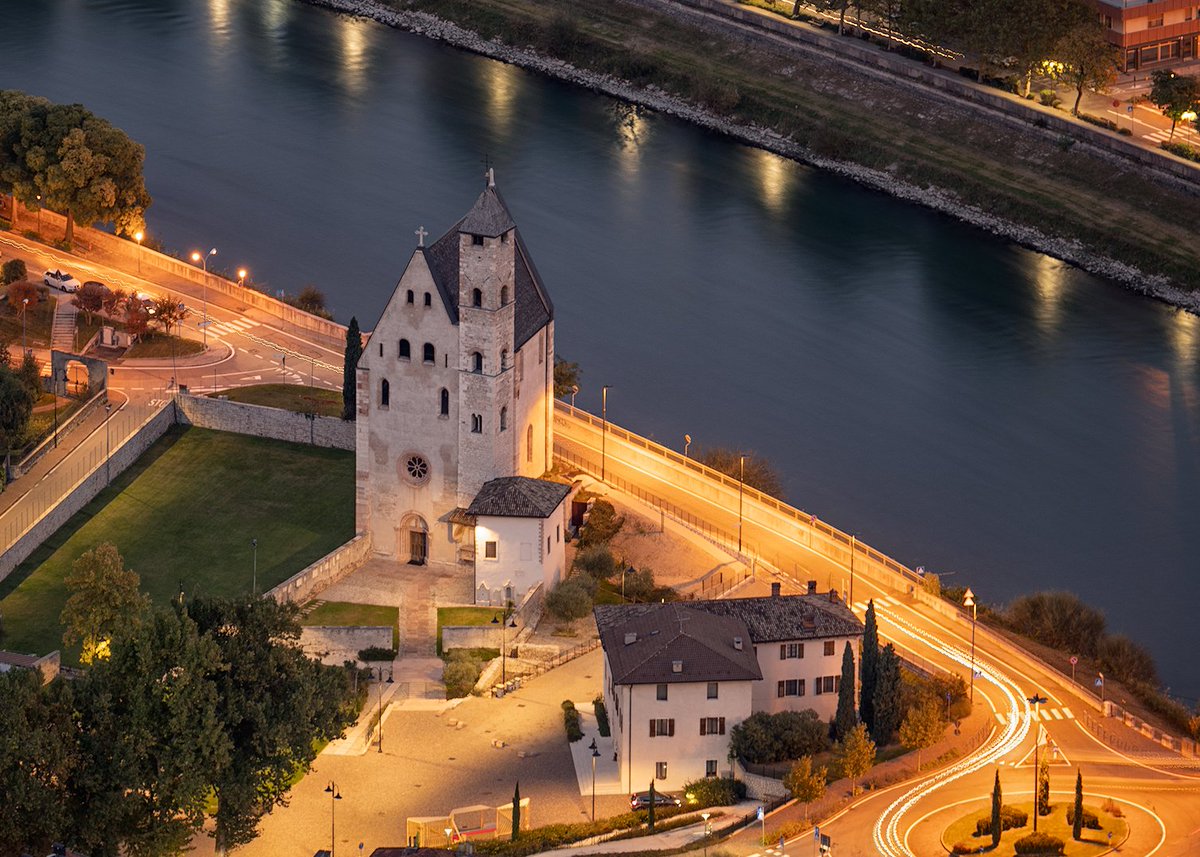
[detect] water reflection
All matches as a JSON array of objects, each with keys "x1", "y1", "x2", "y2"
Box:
[
  {"x1": 337, "y1": 16, "x2": 373, "y2": 98},
  {"x1": 481, "y1": 61, "x2": 521, "y2": 139},
  {"x1": 614, "y1": 105, "x2": 647, "y2": 180},
  {"x1": 751, "y1": 148, "x2": 793, "y2": 216},
  {"x1": 208, "y1": 0, "x2": 232, "y2": 42},
  {"x1": 1031, "y1": 254, "x2": 1069, "y2": 334}
]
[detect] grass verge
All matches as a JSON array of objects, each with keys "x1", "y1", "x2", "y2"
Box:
[
  {"x1": 942, "y1": 801, "x2": 1127, "y2": 856},
  {"x1": 0, "y1": 291, "x2": 55, "y2": 346},
  {"x1": 212, "y1": 383, "x2": 342, "y2": 417},
  {"x1": 0, "y1": 426, "x2": 354, "y2": 663},
  {"x1": 303, "y1": 601, "x2": 398, "y2": 628},
  {"x1": 125, "y1": 332, "x2": 206, "y2": 358}
]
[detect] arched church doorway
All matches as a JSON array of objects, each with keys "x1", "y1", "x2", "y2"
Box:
[{"x1": 400, "y1": 513, "x2": 428, "y2": 565}]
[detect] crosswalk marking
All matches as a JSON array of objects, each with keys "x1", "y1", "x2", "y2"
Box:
[
  {"x1": 995, "y1": 707, "x2": 1075, "y2": 726},
  {"x1": 1051, "y1": 709, "x2": 1063, "y2": 720},
  {"x1": 1061, "y1": 707, "x2": 1073, "y2": 719}
]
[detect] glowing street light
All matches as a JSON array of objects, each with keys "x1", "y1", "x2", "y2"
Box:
[
  {"x1": 191, "y1": 247, "x2": 217, "y2": 346},
  {"x1": 963, "y1": 588, "x2": 977, "y2": 702},
  {"x1": 684, "y1": 433, "x2": 692, "y2": 458},
  {"x1": 21, "y1": 298, "x2": 28, "y2": 354},
  {"x1": 237, "y1": 268, "x2": 247, "y2": 287},
  {"x1": 134, "y1": 230, "x2": 144, "y2": 275}
]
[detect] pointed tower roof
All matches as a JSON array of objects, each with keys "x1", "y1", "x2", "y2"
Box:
[{"x1": 459, "y1": 169, "x2": 516, "y2": 237}]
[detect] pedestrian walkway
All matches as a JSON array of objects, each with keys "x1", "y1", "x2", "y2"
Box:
[
  {"x1": 995, "y1": 707, "x2": 1074, "y2": 724},
  {"x1": 203, "y1": 317, "x2": 259, "y2": 338},
  {"x1": 533, "y1": 802, "x2": 759, "y2": 857},
  {"x1": 50, "y1": 297, "x2": 76, "y2": 351}
]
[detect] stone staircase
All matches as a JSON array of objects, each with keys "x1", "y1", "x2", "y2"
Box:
[{"x1": 50, "y1": 298, "x2": 77, "y2": 352}]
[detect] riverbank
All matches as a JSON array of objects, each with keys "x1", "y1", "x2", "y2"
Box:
[{"x1": 297, "y1": 0, "x2": 1200, "y2": 313}]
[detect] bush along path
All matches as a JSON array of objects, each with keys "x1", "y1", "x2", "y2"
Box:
[{"x1": 300, "y1": 0, "x2": 1200, "y2": 312}]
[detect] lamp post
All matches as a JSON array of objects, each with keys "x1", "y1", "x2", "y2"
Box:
[
  {"x1": 103, "y1": 402, "x2": 112, "y2": 485},
  {"x1": 134, "y1": 230, "x2": 144, "y2": 275},
  {"x1": 21, "y1": 298, "x2": 28, "y2": 354},
  {"x1": 701, "y1": 811, "x2": 711, "y2": 857},
  {"x1": 684, "y1": 433, "x2": 691, "y2": 458},
  {"x1": 35, "y1": 194, "x2": 41, "y2": 233},
  {"x1": 238, "y1": 268, "x2": 247, "y2": 287},
  {"x1": 251, "y1": 538, "x2": 257, "y2": 595},
  {"x1": 849, "y1": 535, "x2": 856, "y2": 605},
  {"x1": 491, "y1": 606, "x2": 517, "y2": 685},
  {"x1": 601, "y1": 385, "x2": 611, "y2": 482},
  {"x1": 191, "y1": 247, "x2": 216, "y2": 346},
  {"x1": 963, "y1": 588, "x2": 977, "y2": 702},
  {"x1": 737, "y1": 454, "x2": 745, "y2": 553},
  {"x1": 1027, "y1": 692, "x2": 1048, "y2": 831},
  {"x1": 324, "y1": 782, "x2": 342, "y2": 857},
  {"x1": 52, "y1": 368, "x2": 65, "y2": 448},
  {"x1": 591, "y1": 745, "x2": 601, "y2": 820},
  {"x1": 376, "y1": 666, "x2": 394, "y2": 753},
  {"x1": 570, "y1": 384, "x2": 578, "y2": 407},
  {"x1": 444, "y1": 827, "x2": 453, "y2": 849},
  {"x1": 1097, "y1": 671, "x2": 1105, "y2": 707}
]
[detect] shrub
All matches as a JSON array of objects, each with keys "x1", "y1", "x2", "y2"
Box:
[
  {"x1": 575, "y1": 545, "x2": 618, "y2": 581},
  {"x1": 7, "y1": 279, "x2": 39, "y2": 310},
  {"x1": 680, "y1": 776, "x2": 746, "y2": 807},
  {"x1": 562, "y1": 700, "x2": 583, "y2": 742},
  {"x1": 973, "y1": 804, "x2": 1027, "y2": 835},
  {"x1": 1003, "y1": 592, "x2": 1107, "y2": 657},
  {"x1": 444, "y1": 655, "x2": 482, "y2": 699},
  {"x1": 1037, "y1": 89, "x2": 1060, "y2": 107},
  {"x1": 1066, "y1": 805, "x2": 1101, "y2": 830},
  {"x1": 472, "y1": 807, "x2": 685, "y2": 857},
  {"x1": 623, "y1": 567, "x2": 656, "y2": 602},
  {"x1": 580, "y1": 499, "x2": 624, "y2": 546},
  {"x1": 358, "y1": 645, "x2": 395, "y2": 662},
  {"x1": 951, "y1": 843, "x2": 979, "y2": 854},
  {"x1": 1012, "y1": 831, "x2": 1065, "y2": 855},
  {"x1": 1101, "y1": 797, "x2": 1123, "y2": 818},
  {"x1": 1098, "y1": 634, "x2": 1159, "y2": 686},
  {"x1": 1, "y1": 259, "x2": 26, "y2": 285},
  {"x1": 729, "y1": 709, "x2": 829, "y2": 764},
  {"x1": 1078, "y1": 113, "x2": 1119, "y2": 132},
  {"x1": 546, "y1": 579, "x2": 593, "y2": 621},
  {"x1": 593, "y1": 694, "x2": 611, "y2": 737}
]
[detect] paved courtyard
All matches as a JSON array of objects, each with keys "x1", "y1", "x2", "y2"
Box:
[{"x1": 190, "y1": 647, "x2": 629, "y2": 856}]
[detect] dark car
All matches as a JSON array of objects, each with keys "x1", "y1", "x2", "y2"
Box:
[{"x1": 630, "y1": 791, "x2": 680, "y2": 811}]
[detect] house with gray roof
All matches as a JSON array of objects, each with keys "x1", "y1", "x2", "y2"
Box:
[{"x1": 595, "y1": 587, "x2": 863, "y2": 791}]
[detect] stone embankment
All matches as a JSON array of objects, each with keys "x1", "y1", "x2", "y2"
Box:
[{"x1": 299, "y1": 0, "x2": 1200, "y2": 314}]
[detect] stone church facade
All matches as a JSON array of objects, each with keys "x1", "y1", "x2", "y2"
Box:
[{"x1": 355, "y1": 173, "x2": 559, "y2": 603}]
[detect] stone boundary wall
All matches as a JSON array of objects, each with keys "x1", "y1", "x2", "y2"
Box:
[
  {"x1": 8, "y1": 203, "x2": 347, "y2": 344},
  {"x1": 443, "y1": 625, "x2": 504, "y2": 650},
  {"x1": 0, "y1": 403, "x2": 172, "y2": 581},
  {"x1": 668, "y1": 0, "x2": 1200, "y2": 190},
  {"x1": 174, "y1": 394, "x2": 355, "y2": 450},
  {"x1": 266, "y1": 532, "x2": 371, "y2": 604},
  {"x1": 299, "y1": 625, "x2": 391, "y2": 661},
  {"x1": 1104, "y1": 700, "x2": 1197, "y2": 757},
  {"x1": 732, "y1": 760, "x2": 790, "y2": 802}
]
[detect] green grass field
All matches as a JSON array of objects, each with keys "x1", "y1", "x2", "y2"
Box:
[
  {"x1": 303, "y1": 601, "x2": 398, "y2": 628},
  {"x1": 213, "y1": 383, "x2": 342, "y2": 417},
  {"x1": 0, "y1": 426, "x2": 354, "y2": 663},
  {"x1": 943, "y1": 801, "x2": 1127, "y2": 856},
  {"x1": 125, "y1": 332, "x2": 206, "y2": 358}
]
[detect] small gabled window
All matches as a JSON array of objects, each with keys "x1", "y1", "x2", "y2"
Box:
[
  {"x1": 406, "y1": 289, "x2": 414, "y2": 304},
  {"x1": 423, "y1": 343, "x2": 435, "y2": 364},
  {"x1": 424, "y1": 292, "x2": 432, "y2": 307},
  {"x1": 399, "y1": 339, "x2": 410, "y2": 360}
]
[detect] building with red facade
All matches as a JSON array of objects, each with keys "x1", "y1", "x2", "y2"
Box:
[{"x1": 1092, "y1": 1, "x2": 1199, "y2": 71}]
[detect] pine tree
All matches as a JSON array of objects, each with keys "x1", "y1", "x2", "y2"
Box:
[
  {"x1": 860, "y1": 600, "x2": 879, "y2": 733},
  {"x1": 835, "y1": 641, "x2": 857, "y2": 740},
  {"x1": 512, "y1": 782, "x2": 521, "y2": 841},
  {"x1": 342, "y1": 316, "x2": 361, "y2": 421},
  {"x1": 991, "y1": 770, "x2": 1002, "y2": 848},
  {"x1": 871, "y1": 644, "x2": 902, "y2": 744},
  {"x1": 1072, "y1": 769, "x2": 1083, "y2": 840}
]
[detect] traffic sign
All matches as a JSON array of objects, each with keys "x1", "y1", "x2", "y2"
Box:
[
  {"x1": 1070, "y1": 656, "x2": 1078, "y2": 665},
  {"x1": 813, "y1": 826, "x2": 820, "y2": 842},
  {"x1": 757, "y1": 806, "x2": 764, "y2": 821}
]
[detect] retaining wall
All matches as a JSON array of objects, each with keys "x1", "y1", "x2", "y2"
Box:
[
  {"x1": 266, "y1": 533, "x2": 372, "y2": 604},
  {"x1": 299, "y1": 625, "x2": 392, "y2": 661},
  {"x1": 14, "y1": 390, "x2": 108, "y2": 479},
  {"x1": 175, "y1": 394, "x2": 355, "y2": 450}
]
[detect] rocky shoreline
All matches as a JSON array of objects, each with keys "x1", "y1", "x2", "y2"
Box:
[{"x1": 299, "y1": 0, "x2": 1200, "y2": 315}]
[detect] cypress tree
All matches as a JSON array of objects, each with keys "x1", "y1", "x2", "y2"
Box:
[
  {"x1": 342, "y1": 316, "x2": 361, "y2": 421},
  {"x1": 1037, "y1": 755, "x2": 1051, "y2": 817},
  {"x1": 860, "y1": 600, "x2": 879, "y2": 732},
  {"x1": 647, "y1": 780, "x2": 656, "y2": 829},
  {"x1": 1072, "y1": 769, "x2": 1083, "y2": 840},
  {"x1": 991, "y1": 770, "x2": 1002, "y2": 848},
  {"x1": 835, "y1": 641, "x2": 857, "y2": 740},
  {"x1": 871, "y1": 644, "x2": 902, "y2": 743},
  {"x1": 512, "y1": 781, "x2": 521, "y2": 841}
]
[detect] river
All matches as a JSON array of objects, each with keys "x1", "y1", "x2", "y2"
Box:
[{"x1": 3, "y1": 0, "x2": 1197, "y2": 701}]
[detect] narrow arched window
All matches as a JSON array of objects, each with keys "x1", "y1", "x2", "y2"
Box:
[
  {"x1": 399, "y1": 339, "x2": 410, "y2": 360},
  {"x1": 424, "y1": 292, "x2": 432, "y2": 307},
  {"x1": 423, "y1": 343, "x2": 435, "y2": 364},
  {"x1": 527, "y1": 425, "x2": 534, "y2": 462},
  {"x1": 500, "y1": 286, "x2": 509, "y2": 305},
  {"x1": 500, "y1": 406, "x2": 508, "y2": 432},
  {"x1": 406, "y1": 289, "x2": 414, "y2": 304},
  {"x1": 380, "y1": 379, "x2": 390, "y2": 409},
  {"x1": 472, "y1": 288, "x2": 482, "y2": 308},
  {"x1": 471, "y1": 414, "x2": 483, "y2": 433},
  {"x1": 501, "y1": 348, "x2": 509, "y2": 370},
  {"x1": 440, "y1": 388, "x2": 450, "y2": 416},
  {"x1": 472, "y1": 352, "x2": 483, "y2": 374}
]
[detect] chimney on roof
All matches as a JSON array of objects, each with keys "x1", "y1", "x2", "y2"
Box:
[
  {"x1": 624, "y1": 632, "x2": 637, "y2": 645},
  {"x1": 672, "y1": 660, "x2": 683, "y2": 673},
  {"x1": 828, "y1": 589, "x2": 839, "y2": 603},
  {"x1": 807, "y1": 580, "x2": 817, "y2": 595},
  {"x1": 734, "y1": 636, "x2": 744, "y2": 651},
  {"x1": 770, "y1": 582, "x2": 781, "y2": 598}
]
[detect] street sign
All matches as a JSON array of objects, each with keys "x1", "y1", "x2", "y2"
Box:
[
  {"x1": 756, "y1": 806, "x2": 765, "y2": 821},
  {"x1": 916, "y1": 566, "x2": 926, "y2": 576},
  {"x1": 1069, "y1": 656, "x2": 1078, "y2": 665},
  {"x1": 813, "y1": 826, "x2": 820, "y2": 842},
  {"x1": 1127, "y1": 105, "x2": 1134, "y2": 114},
  {"x1": 820, "y1": 834, "x2": 831, "y2": 847},
  {"x1": 1095, "y1": 677, "x2": 1103, "y2": 687}
]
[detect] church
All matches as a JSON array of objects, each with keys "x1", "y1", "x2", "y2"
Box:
[{"x1": 355, "y1": 172, "x2": 570, "y2": 606}]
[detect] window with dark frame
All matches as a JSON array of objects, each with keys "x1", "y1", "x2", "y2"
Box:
[{"x1": 656, "y1": 684, "x2": 668, "y2": 701}]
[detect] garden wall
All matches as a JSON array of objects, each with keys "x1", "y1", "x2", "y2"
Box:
[
  {"x1": 174, "y1": 394, "x2": 355, "y2": 450},
  {"x1": 266, "y1": 532, "x2": 372, "y2": 604},
  {"x1": 299, "y1": 625, "x2": 392, "y2": 662}
]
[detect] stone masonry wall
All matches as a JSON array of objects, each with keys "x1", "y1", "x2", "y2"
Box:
[
  {"x1": 175, "y1": 394, "x2": 355, "y2": 450},
  {"x1": 299, "y1": 625, "x2": 392, "y2": 662},
  {"x1": 266, "y1": 533, "x2": 372, "y2": 604}
]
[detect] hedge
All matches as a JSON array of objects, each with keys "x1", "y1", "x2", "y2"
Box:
[
  {"x1": 680, "y1": 776, "x2": 746, "y2": 808},
  {"x1": 593, "y1": 695, "x2": 611, "y2": 737},
  {"x1": 473, "y1": 807, "x2": 686, "y2": 857},
  {"x1": 1013, "y1": 831, "x2": 1065, "y2": 855},
  {"x1": 562, "y1": 700, "x2": 583, "y2": 742}
]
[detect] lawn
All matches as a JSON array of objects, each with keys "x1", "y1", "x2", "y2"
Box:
[
  {"x1": 0, "y1": 290, "x2": 55, "y2": 347},
  {"x1": 303, "y1": 601, "x2": 398, "y2": 628},
  {"x1": 0, "y1": 426, "x2": 354, "y2": 663},
  {"x1": 212, "y1": 383, "x2": 342, "y2": 417},
  {"x1": 437, "y1": 605, "x2": 498, "y2": 655},
  {"x1": 125, "y1": 332, "x2": 205, "y2": 358},
  {"x1": 943, "y1": 801, "x2": 1128, "y2": 856}
]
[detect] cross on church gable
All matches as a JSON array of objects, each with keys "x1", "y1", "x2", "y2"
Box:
[{"x1": 415, "y1": 225, "x2": 428, "y2": 247}]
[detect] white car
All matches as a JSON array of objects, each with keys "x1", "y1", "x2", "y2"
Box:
[{"x1": 44, "y1": 270, "x2": 81, "y2": 292}]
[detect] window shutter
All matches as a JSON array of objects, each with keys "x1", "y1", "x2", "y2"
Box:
[
  {"x1": 700, "y1": 719, "x2": 707, "y2": 736},
  {"x1": 780, "y1": 644, "x2": 786, "y2": 660},
  {"x1": 650, "y1": 720, "x2": 656, "y2": 738},
  {"x1": 668, "y1": 719, "x2": 675, "y2": 737},
  {"x1": 719, "y1": 717, "x2": 726, "y2": 735},
  {"x1": 777, "y1": 681, "x2": 784, "y2": 697}
]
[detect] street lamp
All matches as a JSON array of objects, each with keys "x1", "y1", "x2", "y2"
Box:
[
  {"x1": 324, "y1": 782, "x2": 342, "y2": 857},
  {"x1": 963, "y1": 588, "x2": 977, "y2": 702},
  {"x1": 104, "y1": 402, "x2": 112, "y2": 485},
  {"x1": 52, "y1": 368, "x2": 66, "y2": 448},
  {"x1": 591, "y1": 747, "x2": 601, "y2": 820},
  {"x1": 191, "y1": 247, "x2": 216, "y2": 346},
  {"x1": 21, "y1": 298, "x2": 28, "y2": 354},
  {"x1": 238, "y1": 268, "x2": 247, "y2": 287},
  {"x1": 35, "y1": 194, "x2": 41, "y2": 233},
  {"x1": 491, "y1": 607, "x2": 517, "y2": 685},
  {"x1": 1027, "y1": 692, "x2": 1048, "y2": 831},
  {"x1": 570, "y1": 384, "x2": 578, "y2": 407},
  {"x1": 849, "y1": 534, "x2": 857, "y2": 605},
  {"x1": 134, "y1": 230, "x2": 144, "y2": 275},
  {"x1": 376, "y1": 666, "x2": 394, "y2": 753},
  {"x1": 701, "y1": 811, "x2": 711, "y2": 857},
  {"x1": 684, "y1": 433, "x2": 692, "y2": 458},
  {"x1": 601, "y1": 385, "x2": 611, "y2": 482},
  {"x1": 737, "y1": 454, "x2": 745, "y2": 553},
  {"x1": 251, "y1": 538, "x2": 257, "y2": 595}
]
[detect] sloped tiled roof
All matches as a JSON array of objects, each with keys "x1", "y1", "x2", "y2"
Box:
[
  {"x1": 459, "y1": 184, "x2": 516, "y2": 237},
  {"x1": 467, "y1": 476, "x2": 570, "y2": 519},
  {"x1": 594, "y1": 603, "x2": 763, "y2": 685},
  {"x1": 684, "y1": 593, "x2": 863, "y2": 642}
]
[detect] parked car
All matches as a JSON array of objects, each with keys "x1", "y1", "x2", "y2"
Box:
[
  {"x1": 81, "y1": 280, "x2": 108, "y2": 293},
  {"x1": 44, "y1": 269, "x2": 81, "y2": 292},
  {"x1": 135, "y1": 291, "x2": 157, "y2": 315},
  {"x1": 630, "y1": 791, "x2": 681, "y2": 811}
]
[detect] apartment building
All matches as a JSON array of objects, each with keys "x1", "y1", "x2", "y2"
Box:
[{"x1": 1092, "y1": 0, "x2": 1200, "y2": 71}]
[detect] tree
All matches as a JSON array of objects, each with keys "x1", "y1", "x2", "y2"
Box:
[
  {"x1": 783, "y1": 756, "x2": 827, "y2": 821},
  {"x1": 187, "y1": 596, "x2": 357, "y2": 854},
  {"x1": 1149, "y1": 70, "x2": 1200, "y2": 140},
  {"x1": 579, "y1": 498, "x2": 624, "y2": 546},
  {"x1": 1072, "y1": 769, "x2": 1083, "y2": 840},
  {"x1": 342, "y1": 316, "x2": 361, "y2": 421},
  {"x1": 1, "y1": 258, "x2": 26, "y2": 285},
  {"x1": 553, "y1": 357, "x2": 581, "y2": 398},
  {"x1": 59, "y1": 542, "x2": 150, "y2": 664},
  {"x1": 294, "y1": 285, "x2": 329, "y2": 316},
  {"x1": 7, "y1": 278, "x2": 38, "y2": 311},
  {"x1": 697, "y1": 447, "x2": 786, "y2": 498},
  {"x1": 991, "y1": 770, "x2": 1003, "y2": 848},
  {"x1": 123, "y1": 292, "x2": 150, "y2": 338},
  {"x1": 576, "y1": 544, "x2": 618, "y2": 581},
  {"x1": 729, "y1": 710, "x2": 829, "y2": 763},
  {"x1": 812, "y1": 0, "x2": 854, "y2": 35},
  {"x1": 545, "y1": 579, "x2": 593, "y2": 621},
  {"x1": 1037, "y1": 755, "x2": 1051, "y2": 817},
  {"x1": 102, "y1": 285, "x2": 126, "y2": 318},
  {"x1": 1051, "y1": 22, "x2": 1120, "y2": 116},
  {"x1": 16, "y1": 351, "x2": 42, "y2": 400},
  {"x1": 0, "y1": 364, "x2": 36, "y2": 450},
  {"x1": 899, "y1": 698, "x2": 944, "y2": 771},
  {"x1": 871, "y1": 643, "x2": 902, "y2": 743},
  {"x1": 74, "y1": 280, "x2": 109, "y2": 324},
  {"x1": 152, "y1": 296, "x2": 189, "y2": 336},
  {"x1": 837, "y1": 723, "x2": 875, "y2": 794},
  {"x1": 511, "y1": 782, "x2": 521, "y2": 841},
  {"x1": 860, "y1": 600, "x2": 879, "y2": 733},
  {"x1": 647, "y1": 780, "x2": 656, "y2": 829},
  {"x1": 835, "y1": 641, "x2": 857, "y2": 740}
]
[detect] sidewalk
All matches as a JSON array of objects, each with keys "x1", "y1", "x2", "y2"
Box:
[{"x1": 534, "y1": 802, "x2": 759, "y2": 857}]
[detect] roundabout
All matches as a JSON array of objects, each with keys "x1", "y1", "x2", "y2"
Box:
[{"x1": 939, "y1": 799, "x2": 1128, "y2": 856}]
